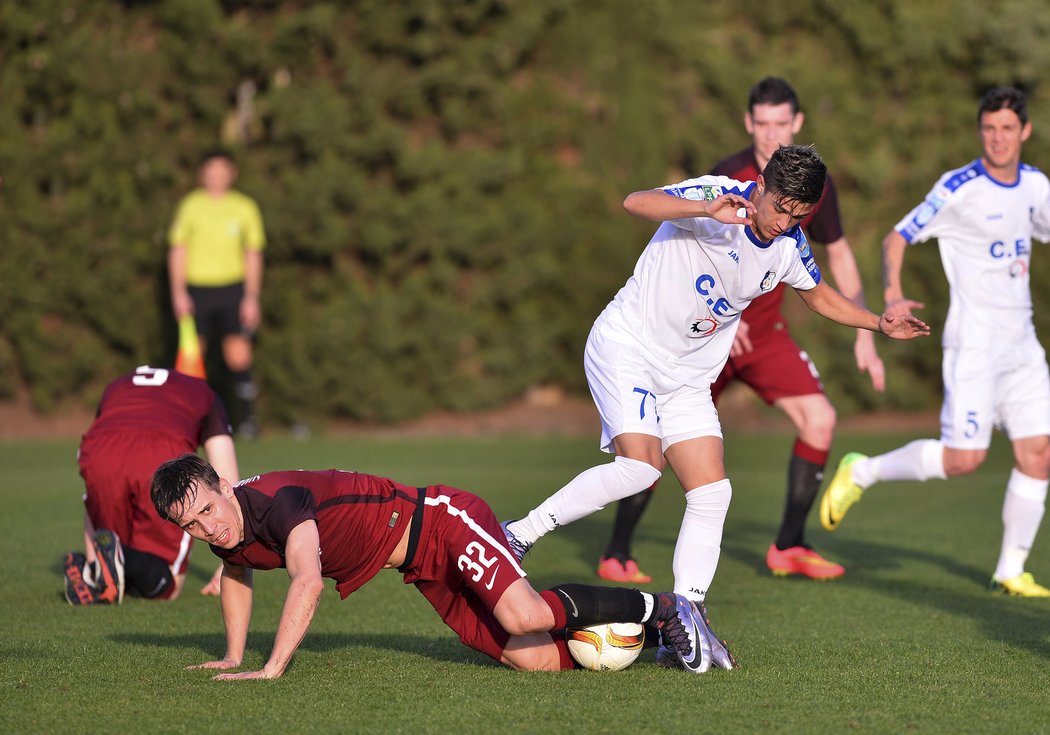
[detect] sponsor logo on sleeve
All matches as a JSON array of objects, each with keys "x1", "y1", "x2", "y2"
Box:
[
  {"x1": 913, "y1": 202, "x2": 936, "y2": 227},
  {"x1": 665, "y1": 184, "x2": 724, "y2": 201}
]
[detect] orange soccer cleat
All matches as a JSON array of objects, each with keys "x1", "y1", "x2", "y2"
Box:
[
  {"x1": 765, "y1": 544, "x2": 845, "y2": 580},
  {"x1": 597, "y1": 556, "x2": 653, "y2": 584}
]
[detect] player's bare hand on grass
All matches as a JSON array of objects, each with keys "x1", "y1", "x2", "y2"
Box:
[
  {"x1": 878, "y1": 313, "x2": 930, "y2": 339},
  {"x1": 186, "y1": 658, "x2": 241, "y2": 672},
  {"x1": 705, "y1": 193, "x2": 755, "y2": 225},
  {"x1": 212, "y1": 668, "x2": 282, "y2": 681}
]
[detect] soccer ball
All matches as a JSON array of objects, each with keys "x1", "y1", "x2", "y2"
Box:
[{"x1": 566, "y1": 622, "x2": 645, "y2": 671}]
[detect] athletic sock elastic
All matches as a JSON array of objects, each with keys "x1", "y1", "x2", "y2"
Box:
[
  {"x1": 510, "y1": 457, "x2": 663, "y2": 544},
  {"x1": 853, "y1": 439, "x2": 946, "y2": 488},
  {"x1": 775, "y1": 439, "x2": 828, "y2": 550},
  {"x1": 540, "y1": 584, "x2": 649, "y2": 630},
  {"x1": 604, "y1": 484, "x2": 656, "y2": 560},
  {"x1": 672, "y1": 478, "x2": 732, "y2": 601},
  {"x1": 995, "y1": 469, "x2": 1048, "y2": 580}
]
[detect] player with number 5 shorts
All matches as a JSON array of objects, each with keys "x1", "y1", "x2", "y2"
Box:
[{"x1": 820, "y1": 87, "x2": 1050, "y2": 598}]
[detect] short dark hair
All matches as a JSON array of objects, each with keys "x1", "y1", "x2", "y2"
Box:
[
  {"x1": 198, "y1": 148, "x2": 236, "y2": 168},
  {"x1": 762, "y1": 144, "x2": 826, "y2": 205},
  {"x1": 151, "y1": 453, "x2": 221, "y2": 522},
  {"x1": 978, "y1": 86, "x2": 1027, "y2": 125},
  {"x1": 748, "y1": 77, "x2": 800, "y2": 115}
]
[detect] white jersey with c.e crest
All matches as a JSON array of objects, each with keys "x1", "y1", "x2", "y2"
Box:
[
  {"x1": 895, "y1": 159, "x2": 1050, "y2": 349},
  {"x1": 595, "y1": 175, "x2": 822, "y2": 387}
]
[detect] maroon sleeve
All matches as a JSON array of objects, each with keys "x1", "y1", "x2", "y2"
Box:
[
  {"x1": 262, "y1": 485, "x2": 317, "y2": 549},
  {"x1": 804, "y1": 175, "x2": 844, "y2": 244},
  {"x1": 201, "y1": 393, "x2": 233, "y2": 440},
  {"x1": 708, "y1": 148, "x2": 758, "y2": 180}
]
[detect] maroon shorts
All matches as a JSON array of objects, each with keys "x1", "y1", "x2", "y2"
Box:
[
  {"x1": 78, "y1": 431, "x2": 196, "y2": 574},
  {"x1": 400, "y1": 485, "x2": 528, "y2": 663},
  {"x1": 711, "y1": 327, "x2": 824, "y2": 404}
]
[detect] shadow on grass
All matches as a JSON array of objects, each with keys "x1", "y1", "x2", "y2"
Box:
[
  {"x1": 724, "y1": 518, "x2": 988, "y2": 585},
  {"x1": 109, "y1": 630, "x2": 491, "y2": 667},
  {"x1": 723, "y1": 519, "x2": 1050, "y2": 660}
]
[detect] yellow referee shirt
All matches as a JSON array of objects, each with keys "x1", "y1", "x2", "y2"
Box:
[{"x1": 168, "y1": 190, "x2": 266, "y2": 287}]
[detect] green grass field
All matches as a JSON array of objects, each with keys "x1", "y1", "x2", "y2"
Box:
[{"x1": 2, "y1": 431, "x2": 1049, "y2": 734}]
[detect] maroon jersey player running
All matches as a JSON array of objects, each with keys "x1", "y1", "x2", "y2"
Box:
[
  {"x1": 64, "y1": 365, "x2": 239, "y2": 605},
  {"x1": 598, "y1": 77, "x2": 884, "y2": 583},
  {"x1": 149, "y1": 454, "x2": 738, "y2": 676}
]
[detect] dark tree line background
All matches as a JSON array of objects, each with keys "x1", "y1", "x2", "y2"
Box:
[{"x1": 4, "y1": 0, "x2": 1050, "y2": 425}]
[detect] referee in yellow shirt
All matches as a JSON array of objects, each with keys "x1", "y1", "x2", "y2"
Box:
[{"x1": 168, "y1": 150, "x2": 266, "y2": 437}]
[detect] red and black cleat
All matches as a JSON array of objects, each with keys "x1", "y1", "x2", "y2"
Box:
[{"x1": 63, "y1": 552, "x2": 100, "y2": 606}]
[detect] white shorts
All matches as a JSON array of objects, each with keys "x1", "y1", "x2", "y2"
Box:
[
  {"x1": 584, "y1": 325, "x2": 723, "y2": 454},
  {"x1": 940, "y1": 338, "x2": 1050, "y2": 449}
]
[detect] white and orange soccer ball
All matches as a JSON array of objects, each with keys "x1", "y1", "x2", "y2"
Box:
[{"x1": 566, "y1": 622, "x2": 645, "y2": 671}]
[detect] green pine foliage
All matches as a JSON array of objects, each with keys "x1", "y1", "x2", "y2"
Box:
[{"x1": 4, "y1": 0, "x2": 1050, "y2": 421}]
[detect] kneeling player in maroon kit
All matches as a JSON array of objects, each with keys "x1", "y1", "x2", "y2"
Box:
[
  {"x1": 64, "y1": 365, "x2": 240, "y2": 605},
  {"x1": 150, "y1": 454, "x2": 737, "y2": 675}
]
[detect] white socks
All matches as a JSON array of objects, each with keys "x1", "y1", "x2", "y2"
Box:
[
  {"x1": 853, "y1": 439, "x2": 946, "y2": 488},
  {"x1": 672, "y1": 479, "x2": 732, "y2": 601},
  {"x1": 994, "y1": 469, "x2": 1048, "y2": 581},
  {"x1": 852, "y1": 440, "x2": 1047, "y2": 581},
  {"x1": 509, "y1": 456, "x2": 663, "y2": 544}
]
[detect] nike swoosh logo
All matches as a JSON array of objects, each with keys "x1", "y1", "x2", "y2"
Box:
[
  {"x1": 558, "y1": 589, "x2": 579, "y2": 617},
  {"x1": 484, "y1": 565, "x2": 500, "y2": 591},
  {"x1": 681, "y1": 621, "x2": 701, "y2": 667}
]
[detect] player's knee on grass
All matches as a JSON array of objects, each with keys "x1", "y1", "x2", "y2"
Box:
[
  {"x1": 501, "y1": 634, "x2": 563, "y2": 671},
  {"x1": 123, "y1": 547, "x2": 175, "y2": 599}
]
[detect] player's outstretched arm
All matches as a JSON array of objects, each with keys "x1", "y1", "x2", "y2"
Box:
[
  {"x1": 214, "y1": 520, "x2": 324, "y2": 681},
  {"x1": 796, "y1": 281, "x2": 930, "y2": 339},
  {"x1": 876, "y1": 312, "x2": 931, "y2": 340},
  {"x1": 623, "y1": 189, "x2": 754, "y2": 225},
  {"x1": 187, "y1": 561, "x2": 253, "y2": 672}
]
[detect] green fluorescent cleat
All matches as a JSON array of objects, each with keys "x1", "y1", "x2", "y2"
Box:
[
  {"x1": 819, "y1": 452, "x2": 868, "y2": 531},
  {"x1": 989, "y1": 572, "x2": 1050, "y2": 597}
]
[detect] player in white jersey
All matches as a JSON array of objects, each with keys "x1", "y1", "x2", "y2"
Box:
[
  {"x1": 820, "y1": 87, "x2": 1050, "y2": 597},
  {"x1": 501, "y1": 145, "x2": 929, "y2": 671}
]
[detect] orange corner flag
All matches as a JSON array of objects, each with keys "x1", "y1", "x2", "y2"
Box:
[{"x1": 174, "y1": 316, "x2": 207, "y2": 379}]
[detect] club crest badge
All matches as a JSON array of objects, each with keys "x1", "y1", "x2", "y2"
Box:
[{"x1": 760, "y1": 270, "x2": 776, "y2": 291}]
